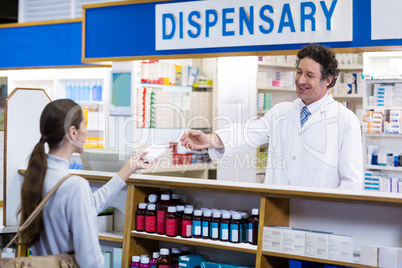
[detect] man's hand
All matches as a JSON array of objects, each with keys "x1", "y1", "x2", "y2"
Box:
[{"x1": 180, "y1": 130, "x2": 223, "y2": 150}]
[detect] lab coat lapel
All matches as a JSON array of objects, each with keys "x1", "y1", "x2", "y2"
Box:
[
  {"x1": 303, "y1": 94, "x2": 336, "y2": 130},
  {"x1": 291, "y1": 99, "x2": 302, "y2": 134}
]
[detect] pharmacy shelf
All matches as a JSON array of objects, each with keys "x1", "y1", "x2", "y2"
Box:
[
  {"x1": 139, "y1": 83, "x2": 192, "y2": 92},
  {"x1": 338, "y1": 65, "x2": 363, "y2": 71},
  {"x1": 98, "y1": 230, "x2": 124, "y2": 243},
  {"x1": 331, "y1": 94, "x2": 363, "y2": 99},
  {"x1": 194, "y1": 85, "x2": 213, "y2": 89},
  {"x1": 257, "y1": 110, "x2": 268, "y2": 115},
  {"x1": 365, "y1": 133, "x2": 402, "y2": 138},
  {"x1": 262, "y1": 250, "x2": 374, "y2": 268},
  {"x1": 258, "y1": 62, "x2": 295, "y2": 68},
  {"x1": 365, "y1": 106, "x2": 402, "y2": 110},
  {"x1": 131, "y1": 231, "x2": 257, "y2": 254},
  {"x1": 257, "y1": 86, "x2": 295, "y2": 92},
  {"x1": 365, "y1": 165, "x2": 402, "y2": 172}
]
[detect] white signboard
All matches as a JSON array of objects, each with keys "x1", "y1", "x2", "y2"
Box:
[
  {"x1": 371, "y1": 0, "x2": 402, "y2": 40},
  {"x1": 155, "y1": 0, "x2": 353, "y2": 50}
]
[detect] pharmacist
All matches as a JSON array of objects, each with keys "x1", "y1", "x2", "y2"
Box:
[{"x1": 181, "y1": 44, "x2": 363, "y2": 190}]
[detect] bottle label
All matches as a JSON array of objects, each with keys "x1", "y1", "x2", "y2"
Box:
[
  {"x1": 192, "y1": 220, "x2": 201, "y2": 236},
  {"x1": 230, "y1": 224, "x2": 239, "y2": 242},
  {"x1": 220, "y1": 223, "x2": 229, "y2": 240},
  {"x1": 202, "y1": 221, "x2": 209, "y2": 237},
  {"x1": 136, "y1": 214, "x2": 145, "y2": 231},
  {"x1": 158, "y1": 265, "x2": 173, "y2": 268},
  {"x1": 177, "y1": 218, "x2": 182, "y2": 235},
  {"x1": 248, "y1": 222, "x2": 253, "y2": 243},
  {"x1": 210, "y1": 222, "x2": 219, "y2": 239},
  {"x1": 166, "y1": 218, "x2": 178, "y2": 236},
  {"x1": 182, "y1": 220, "x2": 192, "y2": 237},
  {"x1": 150, "y1": 265, "x2": 157, "y2": 268},
  {"x1": 145, "y1": 215, "x2": 156, "y2": 232},
  {"x1": 157, "y1": 210, "x2": 167, "y2": 233}
]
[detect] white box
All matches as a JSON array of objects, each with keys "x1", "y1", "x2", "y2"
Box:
[
  {"x1": 113, "y1": 247, "x2": 122, "y2": 268},
  {"x1": 328, "y1": 234, "x2": 353, "y2": 262},
  {"x1": 306, "y1": 231, "x2": 331, "y2": 259},
  {"x1": 360, "y1": 244, "x2": 378, "y2": 266},
  {"x1": 97, "y1": 208, "x2": 114, "y2": 232},
  {"x1": 378, "y1": 246, "x2": 402, "y2": 268},
  {"x1": 263, "y1": 226, "x2": 285, "y2": 252},
  {"x1": 282, "y1": 228, "x2": 306, "y2": 255}
]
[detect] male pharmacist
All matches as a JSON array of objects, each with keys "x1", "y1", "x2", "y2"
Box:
[{"x1": 180, "y1": 43, "x2": 363, "y2": 190}]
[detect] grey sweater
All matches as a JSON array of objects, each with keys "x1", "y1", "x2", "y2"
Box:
[{"x1": 31, "y1": 154, "x2": 126, "y2": 268}]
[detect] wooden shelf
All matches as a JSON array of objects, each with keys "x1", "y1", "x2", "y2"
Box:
[
  {"x1": 331, "y1": 94, "x2": 363, "y2": 99},
  {"x1": 98, "y1": 230, "x2": 124, "y2": 243},
  {"x1": 138, "y1": 83, "x2": 192, "y2": 92},
  {"x1": 257, "y1": 86, "x2": 295, "y2": 92},
  {"x1": 365, "y1": 133, "x2": 402, "y2": 138},
  {"x1": 131, "y1": 231, "x2": 257, "y2": 254},
  {"x1": 365, "y1": 106, "x2": 402, "y2": 110},
  {"x1": 262, "y1": 250, "x2": 374, "y2": 268},
  {"x1": 258, "y1": 62, "x2": 295, "y2": 68},
  {"x1": 338, "y1": 65, "x2": 363, "y2": 70}
]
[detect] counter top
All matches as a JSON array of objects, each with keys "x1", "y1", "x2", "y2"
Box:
[{"x1": 17, "y1": 169, "x2": 402, "y2": 205}]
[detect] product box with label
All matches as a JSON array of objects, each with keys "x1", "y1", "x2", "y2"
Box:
[
  {"x1": 328, "y1": 234, "x2": 353, "y2": 262},
  {"x1": 97, "y1": 207, "x2": 114, "y2": 232},
  {"x1": 306, "y1": 230, "x2": 332, "y2": 259},
  {"x1": 262, "y1": 226, "x2": 292, "y2": 252},
  {"x1": 282, "y1": 228, "x2": 306, "y2": 256}
]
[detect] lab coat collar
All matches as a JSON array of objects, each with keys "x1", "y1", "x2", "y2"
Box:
[{"x1": 292, "y1": 93, "x2": 336, "y2": 133}]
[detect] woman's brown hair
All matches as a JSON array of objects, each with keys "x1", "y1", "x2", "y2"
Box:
[{"x1": 18, "y1": 99, "x2": 83, "y2": 248}]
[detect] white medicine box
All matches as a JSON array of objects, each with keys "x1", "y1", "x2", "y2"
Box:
[
  {"x1": 282, "y1": 228, "x2": 306, "y2": 256},
  {"x1": 378, "y1": 246, "x2": 402, "y2": 268},
  {"x1": 328, "y1": 234, "x2": 353, "y2": 262},
  {"x1": 360, "y1": 244, "x2": 379, "y2": 266},
  {"x1": 97, "y1": 207, "x2": 114, "y2": 232},
  {"x1": 306, "y1": 230, "x2": 331, "y2": 259},
  {"x1": 262, "y1": 226, "x2": 284, "y2": 252}
]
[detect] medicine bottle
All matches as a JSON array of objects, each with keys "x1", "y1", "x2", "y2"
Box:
[
  {"x1": 139, "y1": 257, "x2": 150, "y2": 268},
  {"x1": 240, "y1": 212, "x2": 249, "y2": 243},
  {"x1": 165, "y1": 206, "x2": 178, "y2": 237},
  {"x1": 192, "y1": 209, "x2": 203, "y2": 238},
  {"x1": 248, "y1": 208, "x2": 259, "y2": 245},
  {"x1": 145, "y1": 203, "x2": 156, "y2": 233},
  {"x1": 176, "y1": 205, "x2": 185, "y2": 236},
  {"x1": 201, "y1": 210, "x2": 212, "y2": 239},
  {"x1": 181, "y1": 246, "x2": 192, "y2": 256},
  {"x1": 210, "y1": 211, "x2": 221, "y2": 240},
  {"x1": 135, "y1": 203, "x2": 147, "y2": 232},
  {"x1": 181, "y1": 207, "x2": 193, "y2": 238},
  {"x1": 131, "y1": 256, "x2": 140, "y2": 268},
  {"x1": 220, "y1": 212, "x2": 231, "y2": 242},
  {"x1": 230, "y1": 213, "x2": 241, "y2": 243},
  {"x1": 150, "y1": 252, "x2": 159, "y2": 268},
  {"x1": 171, "y1": 247, "x2": 181, "y2": 268},
  {"x1": 171, "y1": 193, "x2": 184, "y2": 206},
  {"x1": 147, "y1": 193, "x2": 159, "y2": 204},
  {"x1": 157, "y1": 194, "x2": 172, "y2": 234},
  {"x1": 157, "y1": 248, "x2": 172, "y2": 268}
]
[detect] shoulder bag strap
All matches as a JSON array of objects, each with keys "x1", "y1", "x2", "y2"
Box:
[{"x1": 0, "y1": 174, "x2": 72, "y2": 255}]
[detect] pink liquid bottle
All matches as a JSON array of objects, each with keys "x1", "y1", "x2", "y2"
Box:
[
  {"x1": 131, "y1": 256, "x2": 140, "y2": 268},
  {"x1": 139, "y1": 257, "x2": 150, "y2": 268},
  {"x1": 150, "y1": 252, "x2": 160, "y2": 268}
]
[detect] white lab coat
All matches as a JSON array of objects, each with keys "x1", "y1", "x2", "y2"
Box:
[{"x1": 210, "y1": 95, "x2": 363, "y2": 190}]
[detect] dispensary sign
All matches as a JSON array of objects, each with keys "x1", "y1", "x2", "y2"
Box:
[{"x1": 155, "y1": 0, "x2": 352, "y2": 50}]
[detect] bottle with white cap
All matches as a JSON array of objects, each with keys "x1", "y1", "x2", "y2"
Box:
[
  {"x1": 139, "y1": 257, "x2": 150, "y2": 268},
  {"x1": 150, "y1": 252, "x2": 159, "y2": 268},
  {"x1": 248, "y1": 208, "x2": 259, "y2": 245},
  {"x1": 156, "y1": 194, "x2": 172, "y2": 234},
  {"x1": 157, "y1": 248, "x2": 172, "y2": 267},
  {"x1": 130, "y1": 255, "x2": 141, "y2": 268},
  {"x1": 171, "y1": 247, "x2": 181, "y2": 268},
  {"x1": 165, "y1": 206, "x2": 178, "y2": 237},
  {"x1": 230, "y1": 213, "x2": 242, "y2": 243}
]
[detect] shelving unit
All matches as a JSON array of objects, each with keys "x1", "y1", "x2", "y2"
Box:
[
  {"x1": 61, "y1": 170, "x2": 402, "y2": 268},
  {"x1": 362, "y1": 79, "x2": 402, "y2": 180}
]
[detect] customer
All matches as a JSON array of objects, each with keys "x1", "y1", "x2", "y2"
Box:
[
  {"x1": 18, "y1": 99, "x2": 153, "y2": 268},
  {"x1": 181, "y1": 44, "x2": 363, "y2": 190}
]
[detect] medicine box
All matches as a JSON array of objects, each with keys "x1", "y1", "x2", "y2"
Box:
[
  {"x1": 282, "y1": 228, "x2": 306, "y2": 256},
  {"x1": 328, "y1": 234, "x2": 353, "y2": 262},
  {"x1": 262, "y1": 226, "x2": 292, "y2": 252},
  {"x1": 378, "y1": 246, "x2": 402, "y2": 268},
  {"x1": 97, "y1": 207, "x2": 114, "y2": 232},
  {"x1": 306, "y1": 230, "x2": 331, "y2": 259},
  {"x1": 360, "y1": 244, "x2": 378, "y2": 266}
]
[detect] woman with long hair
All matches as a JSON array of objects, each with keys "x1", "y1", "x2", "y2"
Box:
[{"x1": 18, "y1": 99, "x2": 152, "y2": 267}]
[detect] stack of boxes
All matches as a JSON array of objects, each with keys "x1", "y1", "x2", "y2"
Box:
[
  {"x1": 273, "y1": 71, "x2": 295, "y2": 88},
  {"x1": 362, "y1": 109, "x2": 383, "y2": 133},
  {"x1": 187, "y1": 92, "x2": 213, "y2": 129},
  {"x1": 256, "y1": 93, "x2": 272, "y2": 111},
  {"x1": 360, "y1": 244, "x2": 402, "y2": 267},
  {"x1": 263, "y1": 226, "x2": 354, "y2": 263},
  {"x1": 364, "y1": 171, "x2": 402, "y2": 193}
]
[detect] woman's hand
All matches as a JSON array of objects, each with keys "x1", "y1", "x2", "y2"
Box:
[{"x1": 118, "y1": 152, "x2": 155, "y2": 182}]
